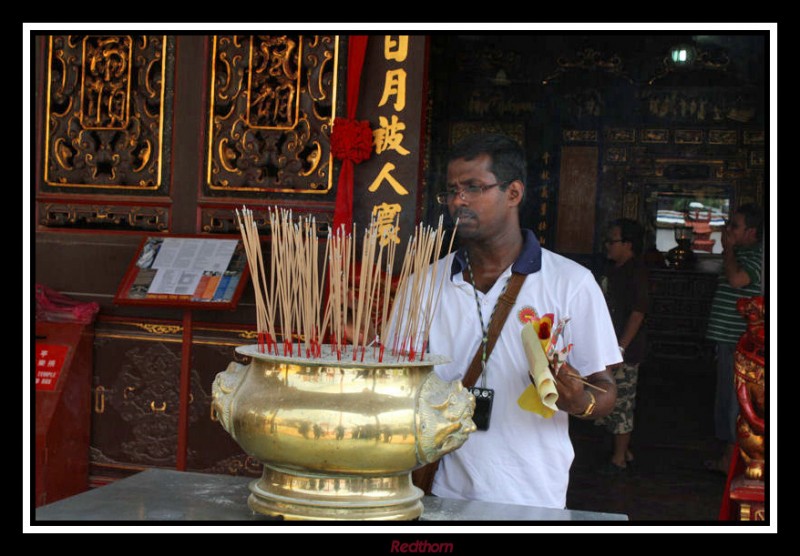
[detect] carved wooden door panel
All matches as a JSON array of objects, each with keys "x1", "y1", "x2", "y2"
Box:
[
  {"x1": 36, "y1": 34, "x2": 342, "y2": 238},
  {"x1": 91, "y1": 335, "x2": 183, "y2": 474},
  {"x1": 34, "y1": 34, "x2": 344, "y2": 481},
  {"x1": 37, "y1": 35, "x2": 175, "y2": 232}
]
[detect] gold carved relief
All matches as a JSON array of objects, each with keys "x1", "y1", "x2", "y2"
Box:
[
  {"x1": 206, "y1": 35, "x2": 339, "y2": 195},
  {"x1": 39, "y1": 202, "x2": 168, "y2": 231},
  {"x1": 562, "y1": 129, "x2": 597, "y2": 143},
  {"x1": 449, "y1": 122, "x2": 524, "y2": 147},
  {"x1": 622, "y1": 192, "x2": 639, "y2": 220},
  {"x1": 674, "y1": 130, "x2": 704, "y2": 144},
  {"x1": 606, "y1": 128, "x2": 635, "y2": 143},
  {"x1": 709, "y1": 129, "x2": 738, "y2": 145},
  {"x1": 641, "y1": 129, "x2": 669, "y2": 143},
  {"x1": 43, "y1": 35, "x2": 170, "y2": 191},
  {"x1": 605, "y1": 147, "x2": 627, "y2": 163}
]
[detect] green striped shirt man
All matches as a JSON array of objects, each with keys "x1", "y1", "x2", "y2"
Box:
[{"x1": 706, "y1": 244, "x2": 763, "y2": 344}]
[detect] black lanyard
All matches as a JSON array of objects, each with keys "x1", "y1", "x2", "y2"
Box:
[{"x1": 464, "y1": 250, "x2": 511, "y2": 388}]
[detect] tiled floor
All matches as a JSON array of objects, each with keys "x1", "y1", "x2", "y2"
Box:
[{"x1": 566, "y1": 362, "x2": 732, "y2": 523}]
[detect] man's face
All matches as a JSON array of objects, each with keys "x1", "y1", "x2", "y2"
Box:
[
  {"x1": 604, "y1": 225, "x2": 630, "y2": 262},
  {"x1": 444, "y1": 154, "x2": 509, "y2": 240},
  {"x1": 727, "y1": 213, "x2": 756, "y2": 246}
]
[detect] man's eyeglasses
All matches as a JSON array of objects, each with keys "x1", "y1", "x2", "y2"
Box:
[
  {"x1": 435, "y1": 181, "x2": 509, "y2": 205},
  {"x1": 604, "y1": 239, "x2": 624, "y2": 244}
]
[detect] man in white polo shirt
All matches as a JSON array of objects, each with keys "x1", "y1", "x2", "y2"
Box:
[{"x1": 422, "y1": 133, "x2": 620, "y2": 509}]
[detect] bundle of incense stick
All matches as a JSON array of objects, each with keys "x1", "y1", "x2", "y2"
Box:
[
  {"x1": 235, "y1": 206, "x2": 454, "y2": 363},
  {"x1": 385, "y1": 216, "x2": 456, "y2": 362},
  {"x1": 236, "y1": 207, "x2": 277, "y2": 354}
]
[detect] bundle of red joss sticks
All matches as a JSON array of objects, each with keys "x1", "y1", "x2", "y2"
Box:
[{"x1": 235, "y1": 207, "x2": 456, "y2": 363}]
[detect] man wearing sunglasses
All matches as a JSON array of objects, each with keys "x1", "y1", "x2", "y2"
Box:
[{"x1": 595, "y1": 218, "x2": 649, "y2": 475}]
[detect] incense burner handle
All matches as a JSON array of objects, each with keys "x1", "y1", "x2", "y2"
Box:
[
  {"x1": 212, "y1": 361, "x2": 248, "y2": 434},
  {"x1": 414, "y1": 372, "x2": 477, "y2": 465}
]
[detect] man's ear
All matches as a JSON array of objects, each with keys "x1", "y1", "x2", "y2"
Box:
[{"x1": 507, "y1": 180, "x2": 524, "y2": 207}]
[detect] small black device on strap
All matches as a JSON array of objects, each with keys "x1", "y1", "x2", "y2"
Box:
[{"x1": 411, "y1": 272, "x2": 526, "y2": 494}]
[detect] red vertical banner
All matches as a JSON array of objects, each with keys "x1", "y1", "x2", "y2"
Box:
[
  {"x1": 332, "y1": 36, "x2": 370, "y2": 232},
  {"x1": 351, "y1": 36, "x2": 429, "y2": 263}
]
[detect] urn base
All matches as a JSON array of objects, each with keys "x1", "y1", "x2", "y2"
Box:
[{"x1": 248, "y1": 464, "x2": 424, "y2": 520}]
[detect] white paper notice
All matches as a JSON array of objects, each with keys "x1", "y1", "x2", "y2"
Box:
[
  {"x1": 148, "y1": 238, "x2": 238, "y2": 295},
  {"x1": 148, "y1": 268, "x2": 202, "y2": 295}
]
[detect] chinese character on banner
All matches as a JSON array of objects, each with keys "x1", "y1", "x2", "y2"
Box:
[
  {"x1": 372, "y1": 203, "x2": 403, "y2": 246},
  {"x1": 368, "y1": 163, "x2": 410, "y2": 196},
  {"x1": 374, "y1": 115, "x2": 410, "y2": 156},
  {"x1": 34, "y1": 343, "x2": 70, "y2": 391},
  {"x1": 377, "y1": 70, "x2": 407, "y2": 111}
]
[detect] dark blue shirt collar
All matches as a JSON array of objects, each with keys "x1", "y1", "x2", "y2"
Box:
[{"x1": 450, "y1": 228, "x2": 542, "y2": 277}]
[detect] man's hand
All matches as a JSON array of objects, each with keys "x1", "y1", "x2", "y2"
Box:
[
  {"x1": 553, "y1": 362, "x2": 617, "y2": 418},
  {"x1": 721, "y1": 226, "x2": 734, "y2": 251}
]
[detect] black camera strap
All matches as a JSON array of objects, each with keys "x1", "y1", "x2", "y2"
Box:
[{"x1": 462, "y1": 271, "x2": 526, "y2": 389}]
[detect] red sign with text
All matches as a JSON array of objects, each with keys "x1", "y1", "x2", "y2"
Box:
[{"x1": 34, "y1": 343, "x2": 70, "y2": 391}]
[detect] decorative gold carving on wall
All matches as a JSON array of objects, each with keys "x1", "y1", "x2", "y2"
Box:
[
  {"x1": 39, "y1": 202, "x2": 168, "y2": 230},
  {"x1": 449, "y1": 122, "x2": 524, "y2": 147},
  {"x1": 95, "y1": 320, "x2": 259, "y2": 354},
  {"x1": 674, "y1": 130, "x2": 703, "y2": 144},
  {"x1": 605, "y1": 147, "x2": 627, "y2": 163},
  {"x1": 641, "y1": 129, "x2": 669, "y2": 143},
  {"x1": 201, "y1": 209, "x2": 248, "y2": 234},
  {"x1": 606, "y1": 128, "x2": 635, "y2": 142},
  {"x1": 562, "y1": 130, "x2": 597, "y2": 143},
  {"x1": 200, "y1": 206, "x2": 332, "y2": 235},
  {"x1": 647, "y1": 46, "x2": 730, "y2": 86},
  {"x1": 709, "y1": 129, "x2": 738, "y2": 145},
  {"x1": 749, "y1": 151, "x2": 765, "y2": 168},
  {"x1": 653, "y1": 158, "x2": 723, "y2": 179},
  {"x1": 640, "y1": 89, "x2": 750, "y2": 123},
  {"x1": 206, "y1": 35, "x2": 339, "y2": 195},
  {"x1": 43, "y1": 35, "x2": 170, "y2": 191},
  {"x1": 743, "y1": 130, "x2": 764, "y2": 144},
  {"x1": 622, "y1": 192, "x2": 639, "y2": 220},
  {"x1": 134, "y1": 323, "x2": 183, "y2": 335},
  {"x1": 542, "y1": 48, "x2": 634, "y2": 85}
]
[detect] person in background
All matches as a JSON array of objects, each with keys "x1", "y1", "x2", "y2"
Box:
[
  {"x1": 704, "y1": 203, "x2": 764, "y2": 475},
  {"x1": 414, "y1": 133, "x2": 619, "y2": 509},
  {"x1": 595, "y1": 218, "x2": 649, "y2": 474}
]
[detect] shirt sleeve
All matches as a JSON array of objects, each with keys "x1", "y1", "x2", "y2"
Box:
[
  {"x1": 740, "y1": 249, "x2": 763, "y2": 289},
  {"x1": 564, "y1": 271, "x2": 624, "y2": 376}
]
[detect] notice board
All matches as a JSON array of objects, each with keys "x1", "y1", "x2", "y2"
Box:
[{"x1": 114, "y1": 235, "x2": 249, "y2": 310}]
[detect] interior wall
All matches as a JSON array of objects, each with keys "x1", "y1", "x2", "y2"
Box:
[
  {"x1": 556, "y1": 146, "x2": 598, "y2": 253},
  {"x1": 424, "y1": 33, "x2": 767, "y2": 271}
]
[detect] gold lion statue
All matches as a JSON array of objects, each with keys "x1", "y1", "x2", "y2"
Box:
[{"x1": 734, "y1": 296, "x2": 765, "y2": 480}]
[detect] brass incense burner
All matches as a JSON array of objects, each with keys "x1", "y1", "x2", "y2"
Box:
[
  {"x1": 666, "y1": 226, "x2": 696, "y2": 269},
  {"x1": 218, "y1": 207, "x2": 474, "y2": 519},
  {"x1": 212, "y1": 345, "x2": 476, "y2": 520}
]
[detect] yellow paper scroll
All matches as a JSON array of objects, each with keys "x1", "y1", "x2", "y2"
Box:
[
  {"x1": 518, "y1": 322, "x2": 559, "y2": 417},
  {"x1": 517, "y1": 383, "x2": 556, "y2": 418}
]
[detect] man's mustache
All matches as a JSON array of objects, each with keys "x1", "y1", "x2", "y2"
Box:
[
  {"x1": 440, "y1": 209, "x2": 474, "y2": 231},
  {"x1": 452, "y1": 208, "x2": 476, "y2": 222}
]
